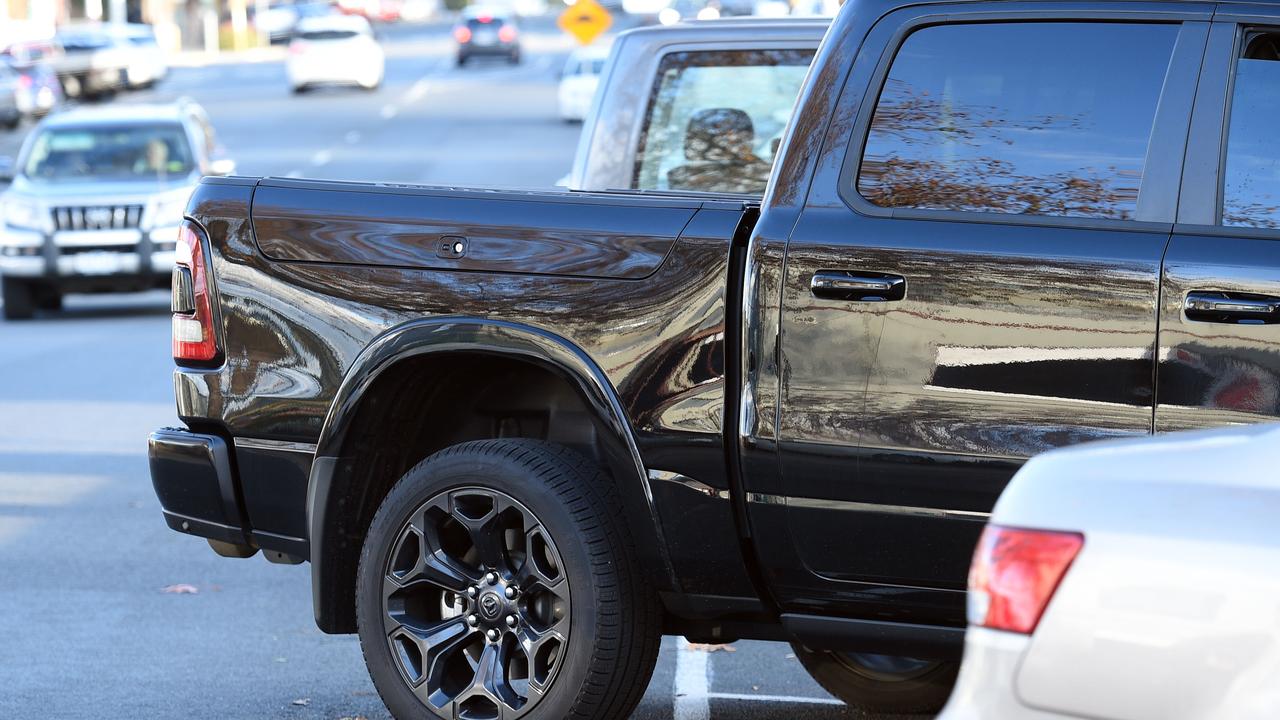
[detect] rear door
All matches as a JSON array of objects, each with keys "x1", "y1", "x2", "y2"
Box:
[
  {"x1": 766, "y1": 4, "x2": 1212, "y2": 618},
  {"x1": 1160, "y1": 10, "x2": 1280, "y2": 431}
]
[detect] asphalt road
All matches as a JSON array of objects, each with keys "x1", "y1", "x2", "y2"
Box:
[{"x1": 0, "y1": 19, "x2": 918, "y2": 720}]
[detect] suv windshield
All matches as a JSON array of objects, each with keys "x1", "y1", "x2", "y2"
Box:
[{"x1": 23, "y1": 123, "x2": 196, "y2": 182}]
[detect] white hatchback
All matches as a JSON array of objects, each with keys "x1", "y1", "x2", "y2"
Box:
[
  {"x1": 287, "y1": 14, "x2": 385, "y2": 93},
  {"x1": 941, "y1": 424, "x2": 1280, "y2": 720},
  {"x1": 557, "y1": 44, "x2": 610, "y2": 122}
]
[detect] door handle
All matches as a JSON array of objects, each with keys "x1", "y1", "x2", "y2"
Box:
[
  {"x1": 810, "y1": 271, "x2": 906, "y2": 302},
  {"x1": 1185, "y1": 291, "x2": 1280, "y2": 324}
]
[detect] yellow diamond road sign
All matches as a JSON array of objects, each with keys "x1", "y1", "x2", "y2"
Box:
[{"x1": 558, "y1": 0, "x2": 612, "y2": 46}]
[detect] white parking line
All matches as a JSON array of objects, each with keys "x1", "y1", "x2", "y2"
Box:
[
  {"x1": 674, "y1": 639, "x2": 710, "y2": 720},
  {"x1": 311, "y1": 150, "x2": 332, "y2": 167},
  {"x1": 380, "y1": 103, "x2": 399, "y2": 119},
  {"x1": 707, "y1": 692, "x2": 843, "y2": 705}
]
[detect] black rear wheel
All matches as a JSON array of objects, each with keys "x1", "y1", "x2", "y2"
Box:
[
  {"x1": 790, "y1": 642, "x2": 959, "y2": 714},
  {"x1": 357, "y1": 439, "x2": 660, "y2": 719}
]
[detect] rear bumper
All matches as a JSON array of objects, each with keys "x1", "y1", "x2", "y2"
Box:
[{"x1": 148, "y1": 428, "x2": 250, "y2": 547}]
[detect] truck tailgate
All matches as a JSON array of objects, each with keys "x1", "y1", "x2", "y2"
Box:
[{"x1": 250, "y1": 178, "x2": 700, "y2": 280}]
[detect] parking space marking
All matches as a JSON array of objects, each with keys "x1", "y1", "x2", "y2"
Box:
[
  {"x1": 674, "y1": 639, "x2": 710, "y2": 720},
  {"x1": 707, "y1": 692, "x2": 844, "y2": 705},
  {"x1": 311, "y1": 150, "x2": 332, "y2": 167},
  {"x1": 380, "y1": 104, "x2": 399, "y2": 120}
]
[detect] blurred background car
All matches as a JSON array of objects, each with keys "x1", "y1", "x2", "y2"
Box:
[
  {"x1": 658, "y1": 0, "x2": 723, "y2": 24},
  {"x1": 0, "y1": 64, "x2": 23, "y2": 130},
  {"x1": 112, "y1": 23, "x2": 168, "y2": 90},
  {"x1": 2, "y1": 39, "x2": 65, "y2": 121},
  {"x1": 454, "y1": 8, "x2": 521, "y2": 66},
  {"x1": 287, "y1": 14, "x2": 385, "y2": 93},
  {"x1": 255, "y1": 0, "x2": 305, "y2": 43},
  {"x1": 0, "y1": 100, "x2": 234, "y2": 320},
  {"x1": 941, "y1": 424, "x2": 1280, "y2": 719},
  {"x1": 52, "y1": 25, "x2": 129, "y2": 100},
  {"x1": 557, "y1": 43, "x2": 609, "y2": 122}
]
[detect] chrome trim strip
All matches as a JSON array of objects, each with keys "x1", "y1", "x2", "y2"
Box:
[
  {"x1": 648, "y1": 472, "x2": 986, "y2": 521},
  {"x1": 748, "y1": 492, "x2": 989, "y2": 521},
  {"x1": 647, "y1": 469, "x2": 731, "y2": 500},
  {"x1": 233, "y1": 437, "x2": 318, "y2": 455}
]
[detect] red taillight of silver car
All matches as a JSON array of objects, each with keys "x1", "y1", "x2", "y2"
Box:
[
  {"x1": 171, "y1": 221, "x2": 219, "y2": 363},
  {"x1": 967, "y1": 525, "x2": 1083, "y2": 634}
]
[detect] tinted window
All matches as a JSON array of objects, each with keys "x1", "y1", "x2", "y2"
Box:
[
  {"x1": 1222, "y1": 32, "x2": 1280, "y2": 229},
  {"x1": 299, "y1": 30, "x2": 361, "y2": 40},
  {"x1": 467, "y1": 18, "x2": 507, "y2": 28},
  {"x1": 857, "y1": 23, "x2": 1177, "y2": 220},
  {"x1": 634, "y1": 49, "x2": 814, "y2": 194}
]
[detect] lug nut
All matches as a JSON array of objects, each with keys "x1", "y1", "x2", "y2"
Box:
[
  {"x1": 505, "y1": 615, "x2": 517, "y2": 628},
  {"x1": 485, "y1": 572, "x2": 498, "y2": 585},
  {"x1": 486, "y1": 628, "x2": 500, "y2": 642},
  {"x1": 466, "y1": 586, "x2": 478, "y2": 598},
  {"x1": 467, "y1": 614, "x2": 479, "y2": 627},
  {"x1": 504, "y1": 586, "x2": 518, "y2": 599}
]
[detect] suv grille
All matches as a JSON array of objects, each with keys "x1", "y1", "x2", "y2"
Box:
[{"x1": 52, "y1": 205, "x2": 144, "y2": 231}]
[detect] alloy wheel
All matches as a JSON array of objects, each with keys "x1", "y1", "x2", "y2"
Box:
[{"x1": 382, "y1": 487, "x2": 570, "y2": 719}]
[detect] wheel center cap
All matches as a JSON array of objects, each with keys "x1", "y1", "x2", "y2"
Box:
[{"x1": 479, "y1": 591, "x2": 503, "y2": 620}]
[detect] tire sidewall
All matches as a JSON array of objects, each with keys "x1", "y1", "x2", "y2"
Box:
[{"x1": 356, "y1": 447, "x2": 605, "y2": 720}]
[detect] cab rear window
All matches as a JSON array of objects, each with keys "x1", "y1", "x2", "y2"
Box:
[{"x1": 1222, "y1": 31, "x2": 1280, "y2": 229}]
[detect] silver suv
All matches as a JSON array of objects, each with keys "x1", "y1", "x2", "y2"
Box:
[{"x1": 0, "y1": 100, "x2": 233, "y2": 319}]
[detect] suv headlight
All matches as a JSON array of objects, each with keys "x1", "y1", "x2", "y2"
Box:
[
  {"x1": 3, "y1": 197, "x2": 45, "y2": 232},
  {"x1": 147, "y1": 189, "x2": 193, "y2": 232}
]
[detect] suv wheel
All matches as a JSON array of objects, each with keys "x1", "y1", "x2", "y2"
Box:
[
  {"x1": 357, "y1": 439, "x2": 661, "y2": 720},
  {"x1": 790, "y1": 642, "x2": 959, "y2": 714},
  {"x1": 2, "y1": 279, "x2": 35, "y2": 320}
]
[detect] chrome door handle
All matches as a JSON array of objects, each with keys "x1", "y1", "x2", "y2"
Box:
[
  {"x1": 810, "y1": 271, "x2": 906, "y2": 301},
  {"x1": 1185, "y1": 291, "x2": 1280, "y2": 324}
]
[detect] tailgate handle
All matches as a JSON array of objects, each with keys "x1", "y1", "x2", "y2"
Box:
[
  {"x1": 1185, "y1": 291, "x2": 1280, "y2": 324},
  {"x1": 811, "y1": 271, "x2": 906, "y2": 302}
]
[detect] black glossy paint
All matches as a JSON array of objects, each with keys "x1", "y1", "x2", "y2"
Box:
[{"x1": 156, "y1": 0, "x2": 1280, "y2": 646}]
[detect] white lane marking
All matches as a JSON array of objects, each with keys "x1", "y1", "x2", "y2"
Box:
[
  {"x1": 380, "y1": 103, "x2": 399, "y2": 119},
  {"x1": 406, "y1": 78, "x2": 430, "y2": 102},
  {"x1": 345, "y1": 130, "x2": 362, "y2": 144},
  {"x1": 706, "y1": 692, "x2": 844, "y2": 706},
  {"x1": 674, "y1": 639, "x2": 710, "y2": 720},
  {"x1": 311, "y1": 150, "x2": 332, "y2": 167}
]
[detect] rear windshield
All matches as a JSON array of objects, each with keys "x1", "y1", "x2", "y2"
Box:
[
  {"x1": 298, "y1": 29, "x2": 362, "y2": 41},
  {"x1": 634, "y1": 48, "x2": 815, "y2": 194},
  {"x1": 23, "y1": 123, "x2": 195, "y2": 182},
  {"x1": 467, "y1": 17, "x2": 507, "y2": 28}
]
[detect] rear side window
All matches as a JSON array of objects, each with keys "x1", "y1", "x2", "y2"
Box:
[
  {"x1": 1222, "y1": 32, "x2": 1280, "y2": 229},
  {"x1": 634, "y1": 49, "x2": 814, "y2": 194},
  {"x1": 856, "y1": 22, "x2": 1178, "y2": 221}
]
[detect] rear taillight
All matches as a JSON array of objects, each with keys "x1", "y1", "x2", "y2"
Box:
[
  {"x1": 171, "y1": 221, "x2": 219, "y2": 363},
  {"x1": 498, "y1": 26, "x2": 517, "y2": 42},
  {"x1": 17, "y1": 74, "x2": 32, "y2": 88},
  {"x1": 453, "y1": 26, "x2": 472, "y2": 43},
  {"x1": 968, "y1": 525, "x2": 1083, "y2": 634}
]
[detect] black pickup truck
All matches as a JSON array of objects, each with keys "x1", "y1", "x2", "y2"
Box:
[{"x1": 148, "y1": 1, "x2": 1280, "y2": 717}]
